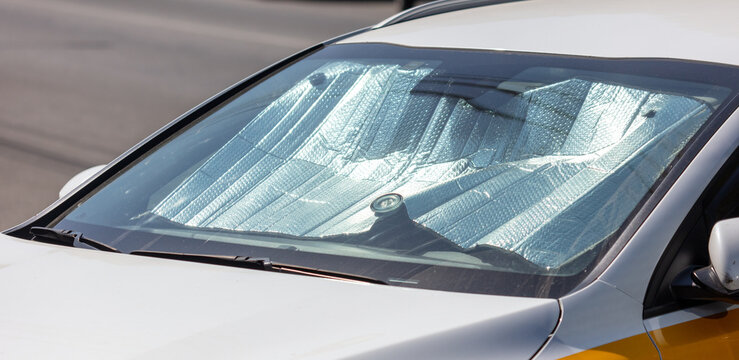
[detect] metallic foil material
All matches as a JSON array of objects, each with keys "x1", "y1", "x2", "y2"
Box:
[{"x1": 153, "y1": 61, "x2": 709, "y2": 268}]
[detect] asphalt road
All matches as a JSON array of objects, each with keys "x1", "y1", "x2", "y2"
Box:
[{"x1": 0, "y1": 0, "x2": 396, "y2": 230}]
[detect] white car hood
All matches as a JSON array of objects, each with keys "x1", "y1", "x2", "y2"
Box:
[{"x1": 0, "y1": 233, "x2": 559, "y2": 360}]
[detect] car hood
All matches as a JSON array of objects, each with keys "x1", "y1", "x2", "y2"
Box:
[{"x1": 0, "y1": 233, "x2": 559, "y2": 360}]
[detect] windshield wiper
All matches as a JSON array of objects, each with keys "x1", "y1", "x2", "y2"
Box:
[
  {"x1": 130, "y1": 250, "x2": 388, "y2": 285},
  {"x1": 29, "y1": 226, "x2": 120, "y2": 253}
]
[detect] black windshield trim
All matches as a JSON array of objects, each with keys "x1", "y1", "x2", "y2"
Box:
[{"x1": 51, "y1": 220, "x2": 568, "y2": 296}]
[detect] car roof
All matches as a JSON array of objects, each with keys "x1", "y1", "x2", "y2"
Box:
[{"x1": 340, "y1": 0, "x2": 739, "y2": 66}]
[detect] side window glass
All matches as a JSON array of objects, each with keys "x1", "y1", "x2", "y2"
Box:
[{"x1": 705, "y1": 166, "x2": 739, "y2": 223}]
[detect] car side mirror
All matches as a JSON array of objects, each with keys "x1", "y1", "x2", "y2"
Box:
[
  {"x1": 672, "y1": 218, "x2": 739, "y2": 302},
  {"x1": 59, "y1": 165, "x2": 106, "y2": 199}
]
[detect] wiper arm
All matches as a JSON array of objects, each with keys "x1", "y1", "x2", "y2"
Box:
[
  {"x1": 130, "y1": 250, "x2": 387, "y2": 285},
  {"x1": 29, "y1": 226, "x2": 120, "y2": 253}
]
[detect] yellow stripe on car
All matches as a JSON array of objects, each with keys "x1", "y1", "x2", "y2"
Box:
[{"x1": 559, "y1": 333, "x2": 659, "y2": 359}]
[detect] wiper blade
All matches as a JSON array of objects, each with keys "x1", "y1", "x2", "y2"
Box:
[
  {"x1": 130, "y1": 250, "x2": 387, "y2": 285},
  {"x1": 465, "y1": 244, "x2": 546, "y2": 273},
  {"x1": 29, "y1": 226, "x2": 120, "y2": 253}
]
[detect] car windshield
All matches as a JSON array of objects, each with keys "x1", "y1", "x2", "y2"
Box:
[{"x1": 52, "y1": 43, "x2": 737, "y2": 297}]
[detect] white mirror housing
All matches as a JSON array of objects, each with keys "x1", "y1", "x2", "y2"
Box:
[
  {"x1": 708, "y1": 217, "x2": 739, "y2": 291},
  {"x1": 59, "y1": 165, "x2": 107, "y2": 199}
]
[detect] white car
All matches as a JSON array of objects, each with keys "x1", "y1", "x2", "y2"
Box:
[{"x1": 2, "y1": 0, "x2": 738, "y2": 358}]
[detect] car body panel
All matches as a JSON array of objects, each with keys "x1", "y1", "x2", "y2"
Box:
[
  {"x1": 645, "y1": 303, "x2": 739, "y2": 359},
  {"x1": 534, "y1": 280, "x2": 659, "y2": 359},
  {"x1": 0, "y1": 233, "x2": 559, "y2": 359},
  {"x1": 344, "y1": 0, "x2": 739, "y2": 66},
  {"x1": 555, "y1": 334, "x2": 658, "y2": 360}
]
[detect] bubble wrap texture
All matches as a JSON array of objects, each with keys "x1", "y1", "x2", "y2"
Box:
[{"x1": 152, "y1": 61, "x2": 710, "y2": 268}]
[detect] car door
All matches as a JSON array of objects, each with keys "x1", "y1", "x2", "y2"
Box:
[{"x1": 643, "y1": 150, "x2": 739, "y2": 359}]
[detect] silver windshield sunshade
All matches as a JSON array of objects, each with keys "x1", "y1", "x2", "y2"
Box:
[{"x1": 152, "y1": 61, "x2": 709, "y2": 268}]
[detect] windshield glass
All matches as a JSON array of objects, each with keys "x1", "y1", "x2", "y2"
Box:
[{"x1": 53, "y1": 43, "x2": 737, "y2": 296}]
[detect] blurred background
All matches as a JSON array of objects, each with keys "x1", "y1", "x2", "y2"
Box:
[{"x1": 0, "y1": 0, "x2": 400, "y2": 229}]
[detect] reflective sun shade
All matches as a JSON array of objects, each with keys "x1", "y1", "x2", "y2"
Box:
[
  {"x1": 151, "y1": 61, "x2": 711, "y2": 268},
  {"x1": 55, "y1": 44, "x2": 736, "y2": 296}
]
